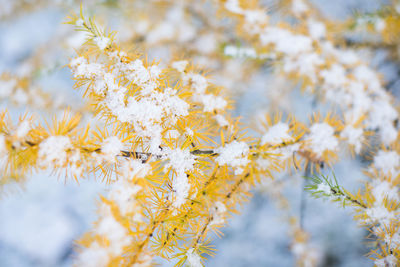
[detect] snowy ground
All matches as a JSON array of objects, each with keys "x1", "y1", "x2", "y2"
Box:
[{"x1": 0, "y1": 1, "x2": 394, "y2": 266}]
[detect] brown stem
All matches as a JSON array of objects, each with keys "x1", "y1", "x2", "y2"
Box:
[
  {"x1": 192, "y1": 172, "x2": 252, "y2": 250},
  {"x1": 129, "y1": 205, "x2": 171, "y2": 265},
  {"x1": 23, "y1": 139, "x2": 217, "y2": 161},
  {"x1": 226, "y1": 173, "x2": 250, "y2": 199},
  {"x1": 330, "y1": 188, "x2": 367, "y2": 209},
  {"x1": 193, "y1": 216, "x2": 213, "y2": 249}
]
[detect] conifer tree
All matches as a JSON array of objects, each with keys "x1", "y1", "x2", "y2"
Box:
[{"x1": 2, "y1": 1, "x2": 400, "y2": 266}]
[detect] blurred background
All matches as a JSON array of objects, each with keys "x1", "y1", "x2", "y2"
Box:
[{"x1": 0, "y1": 0, "x2": 396, "y2": 266}]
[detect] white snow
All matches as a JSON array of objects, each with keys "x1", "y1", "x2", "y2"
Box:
[
  {"x1": 165, "y1": 148, "x2": 196, "y2": 208},
  {"x1": 374, "y1": 18, "x2": 386, "y2": 32},
  {"x1": 200, "y1": 94, "x2": 227, "y2": 113},
  {"x1": 385, "y1": 231, "x2": 400, "y2": 250},
  {"x1": 94, "y1": 36, "x2": 110, "y2": 50},
  {"x1": 100, "y1": 136, "x2": 123, "y2": 163},
  {"x1": 365, "y1": 205, "x2": 396, "y2": 226},
  {"x1": 185, "y1": 127, "x2": 194, "y2": 137},
  {"x1": 0, "y1": 78, "x2": 16, "y2": 98},
  {"x1": 224, "y1": 46, "x2": 260, "y2": 59},
  {"x1": 184, "y1": 73, "x2": 208, "y2": 94},
  {"x1": 172, "y1": 60, "x2": 188, "y2": 73},
  {"x1": 165, "y1": 148, "x2": 196, "y2": 174},
  {"x1": 15, "y1": 120, "x2": 31, "y2": 139},
  {"x1": 38, "y1": 136, "x2": 72, "y2": 168},
  {"x1": 340, "y1": 125, "x2": 364, "y2": 154},
  {"x1": 320, "y1": 64, "x2": 348, "y2": 88},
  {"x1": 216, "y1": 141, "x2": 250, "y2": 175},
  {"x1": 371, "y1": 180, "x2": 399, "y2": 204},
  {"x1": 0, "y1": 134, "x2": 7, "y2": 156},
  {"x1": 307, "y1": 19, "x2": 326, "y2": 40},
  {"x1": 186, "y1": 248, "x2": 202, "y2": 267},
  {"x1": 95, "y1": 205, "x2": 132, "y2": 255},
  {"x1": 373, "y1": 150, "x2": 400, "y2": 176},
  {"x1": 261, "y1": 122, "x2": 293, "y2": 146},
  {"x1": 317, "y1": 183, "x2": 331, "y2": 195},
  {"x1": 75, "y1": 242, "x2": 110, "y2": 267},
  {"x1": 306, "y1": 123, "x2": 338, "y2": 158},
  {"x1": 109, "y1": 180, "x2": 142, "y2": 216},
  {"x1": 375, "y1": 255, "x2": 397, "y2": 267},
  {"x1": 214, "y1": 115, "x2": 229, "y2": 127},
  {"x1": 292, "y1": 0, "x2": 309, "y2": 15},
  {"x1": 75, "y1": 18, "x2": 84, "y2": 27},
  {"x1": 171, "y1": 171, "x2": 190, "y2": 208},
  {"x1": 260, "y1": 27, "x2": 312, "y2": 55}
]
